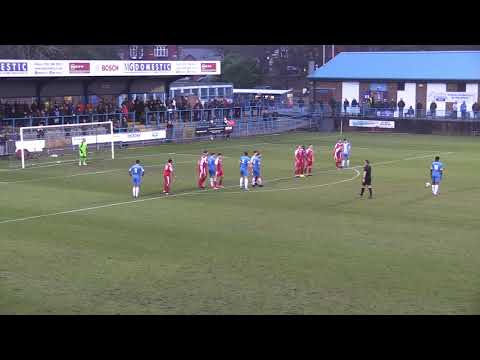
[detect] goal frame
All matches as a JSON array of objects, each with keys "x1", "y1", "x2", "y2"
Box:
[{"x1": 19, "y1": 121, "x2": 115, "y2": 169}]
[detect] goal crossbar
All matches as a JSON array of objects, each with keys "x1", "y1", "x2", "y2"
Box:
[{"x1": 19, "y1": 121, "x2": 114, "y2": 169}]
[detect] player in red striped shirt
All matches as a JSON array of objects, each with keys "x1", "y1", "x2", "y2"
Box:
[
  {"x1": 305, "y1": 144, "x2": 314, "y2": 176},
  {"x1": 214, "y1": 153, "x2": 224, "y2": 189},
  {"x1": 333, "y1": 140, "x2": 344, "y2": 169},
  {"x1": 197, "y1": 151, "x2": 208, "y2": 189},
  {"x1": 294, "y1": 145, "x2": 304, "y2": 177},
  {"x1": 163, "y1": 158, "x2": 174, "y2": 195}
]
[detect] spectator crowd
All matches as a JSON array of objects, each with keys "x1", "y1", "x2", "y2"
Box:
[
  {"x1": 311, "y1": 96, "x2": 480, "y2": 119},
  {"x1": 0, "y1": 95, "x2": 275, "y2": 128}
]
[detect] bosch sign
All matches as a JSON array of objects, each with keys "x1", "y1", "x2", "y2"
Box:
[
  {"x1": 0, "y1": 62, "x2": 28, "y2": 72},
  {"x1": 124, "y1": 62, "x2": 171, "y2": 72},
  {"x1": 69, "y1": 63, "x2": 90, "y2": 73},
  {"x1": 101, "y1": 64, "x2": 119, "y2": 72},
  {"x1": 201, "y1": 63, "x2": 217, "y2": 72}
]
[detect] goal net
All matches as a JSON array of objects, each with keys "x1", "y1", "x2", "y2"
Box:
[{"x1": 15, "y1": 121, "x2": 114, "y2": 169}]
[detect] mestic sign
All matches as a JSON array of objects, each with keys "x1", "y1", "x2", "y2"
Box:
[
  {"x1": 0, "y1": 60, "x2": 221, "y2": 77},
  {"x1": 0, "y1": 61, "x2": 28, "y2": 73}
]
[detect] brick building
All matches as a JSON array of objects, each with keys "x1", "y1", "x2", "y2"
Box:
[
  {"x1": 120, "y1": 45, "x2": 179, "y2": 60},
  {"x1": 308, "y1": 51, "x2": 480, "y2": 114}
]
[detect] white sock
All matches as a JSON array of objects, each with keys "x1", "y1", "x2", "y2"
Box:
[
  {"x1": 244, "y1": 176, "x2": 248, "y2": 190},
  {"x1": 342, "y1": 160, "x2": 345, "y2": 167},
  {"x1": 210, "y1": 178, "x2": 214, "y2": 187},
  {"x1": 132, "y1": 187, "x2": 136, "y2": 197},
  {"x1": 435, "y1": 185, "x2": 439, "y2": 195},
  {"x1": 252, "y1": 177, "x2": 256, "y2": 185},
  {"x1": 346, "y1": 160, "x2": 350, "y2": 167},
  {"x1": 137, "y1": 186, "x2": 140, "y2": 197},
  {"x1": 240, "y1": 177, "x2": 243, "y2": 188},
  {"x1": 258, "y1": 177, "x2": 262, "y2": 185}
]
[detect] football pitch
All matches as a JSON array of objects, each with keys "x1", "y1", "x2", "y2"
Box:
[{"x1": 1, "y1": 131, "x2": 479, "y2": 314}]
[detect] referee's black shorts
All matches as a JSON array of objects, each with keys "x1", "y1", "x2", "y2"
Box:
[{"x1": 362, "y1": 177, "x2": 372, "y2": 186}]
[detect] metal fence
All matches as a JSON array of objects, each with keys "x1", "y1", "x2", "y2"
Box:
[{"x1": 308, "y1": 105, "x2": 480, "y2": 120}]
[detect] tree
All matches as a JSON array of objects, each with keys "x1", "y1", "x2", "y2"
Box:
[
  {"x1": 219, "y1": 53, "x2": 262, "y2": 88},
  {"x1": 0, "y1": 45, "x2": 121, "y2": 59},
  {"x1": 0, "y1": 45, "x2": 65, "y2": 59}
]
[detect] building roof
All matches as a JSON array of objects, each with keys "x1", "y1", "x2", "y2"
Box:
[
  {"x1": 308, "y1": 51, "x2": 480, "y2": 81},
  {"x1": 171, "y1": 79, "x2": 232, "y2": 88},
  {"x1": 233, "y1": 89, "x2": 293, "y2": 95}
]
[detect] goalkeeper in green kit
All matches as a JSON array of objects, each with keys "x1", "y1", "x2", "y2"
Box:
[{"x1": 79, "y1": 139, "x2": 88, "y2": 166}]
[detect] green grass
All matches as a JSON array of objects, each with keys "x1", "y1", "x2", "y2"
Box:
[{"x1": 1, "y1": 131, "x2": 479, "y2": 314}]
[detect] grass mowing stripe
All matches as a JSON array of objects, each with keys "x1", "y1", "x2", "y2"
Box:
[{"x1": 0, "y1": 152, "x2": 449, "y2": 225}]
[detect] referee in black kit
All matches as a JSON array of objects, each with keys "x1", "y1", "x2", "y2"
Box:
[{"x1": 360, "y1": 160, "x2": 373, "y2": 199}]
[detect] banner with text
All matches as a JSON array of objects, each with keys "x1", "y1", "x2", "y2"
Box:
[
  {"x1": 349, "y1": 119, "x2": 395, "y2": 129},
  {"x1": 71, "y1": 130, "x2": 167, "y2": 145},
  {"x1": 0, "y1": 60, "x2": 221, "y2": 78}
]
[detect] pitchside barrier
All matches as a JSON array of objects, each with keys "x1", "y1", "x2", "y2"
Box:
[{"x1": 331, "y1": 117, "x2": 480, "y2": 136}]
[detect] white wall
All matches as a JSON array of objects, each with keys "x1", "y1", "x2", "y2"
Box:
[
  {"x1": 341, "y1": 82, "x2": 360, "y2": 104},
  {"x1": 396, "y1": 83, "x2": 416, "y2": 110},
  {"x1": 466, "y1": 84, "x2": 479, "y2": 111},
  {"x1": 427, "y1": 83, "x2": 447, "y2": 112}
]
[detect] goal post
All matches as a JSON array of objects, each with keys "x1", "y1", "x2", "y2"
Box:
[{"x1": 18, "y1": 121, "x2": 114, "y2": 169}]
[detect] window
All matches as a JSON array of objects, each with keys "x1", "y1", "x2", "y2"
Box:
[
  {"x1": 129, "y1": 45, "x2": 143, "y2": 60},
  {"x1": 446, "y1": 83, "x2": 465, "y2": 92},
  {"x1": 225, "y1": 87, "x2": 233, "y2": 97},
  {"x1": 153, "y1": 45, "x2": 168, "y2": 58},
  {"x1": 217, "y1": 87, "x2": 225, "y2": 97},
  {"x1": 191, "y1": 88, "x2": 198, "y2": 96},
  {"x1": 208, "y1": 87, "x2": 216, "y2": 97},
  {"x1": 446, "y1": 83, "x2": 457, "y2": 92},
  {"x1": 397, "y1": 82, "x2": 405, "y2": 91},
  {"x1": 201, "y1": 88, "x2": 208, "y2": 98}
]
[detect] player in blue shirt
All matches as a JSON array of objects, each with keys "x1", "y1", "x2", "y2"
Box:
[
  {"x1": 430, "y1": 156, "x2": 444, "y2": 196},
  {"x1": 251, "y1": 150, "x2": 263, "y2": 187},
  {"x1": 239, "y1": 151, "x2": 251, "y2": 191},
  {"x1": 208, "y1": 152, "x2": 217, "y2": 188},
  {"x1": 342, "y1": 138, "x2": 351, "y2": 168},
  {"x1": 129, "y1": 159, "x2": 145, "y2": 199}
]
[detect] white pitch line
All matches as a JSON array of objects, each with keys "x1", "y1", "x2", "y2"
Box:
[
  {"x1": 222, "y1": 168, "x2": 360, "y2": 195},
  {"x1": 0, "y1": 160, "x2": 195, "y2": 185},
  {"x1": 0, "y1": 151, "x2": 453, "y2": 225},
  {"x1": 0, "y1": 169, "x2": 356, "y2": 225}
]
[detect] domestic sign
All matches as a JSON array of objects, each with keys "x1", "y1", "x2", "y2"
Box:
[
  {"x1": 349, "y1": 119, "x2": 395, "y2": 129},
  {"x1": 0, "y1": 60, "x2": 221, "y2": 78}
]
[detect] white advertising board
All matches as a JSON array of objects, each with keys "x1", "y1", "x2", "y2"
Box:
[
  {"x1": 349, "y1": 120, "x2": 395, "y2": 129},
  {"x1": 0, "y1": 60, "x2": 221, "y2": 78},
  {"x1": 71, "y1": 130, "x2": 167, "y2": 145},
  {"x1": 15, "y1": 140, "x2": 46, "y2": 152}
]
